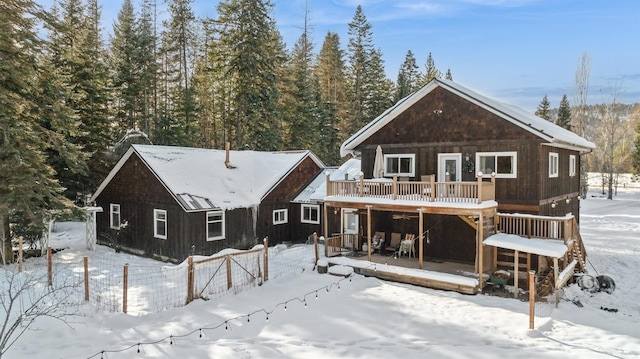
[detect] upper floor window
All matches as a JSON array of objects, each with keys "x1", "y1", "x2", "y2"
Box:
[
  {"x1": 549, "y1": 152, "x2": 559, "y2": 178},
  {"x1": 154, "y1": 209, "x2": 167, "y2": 239},
  {"x1": 384, "y1": 154, "x2": 415, "y2": 177},
  {"x1": 569, "y1": 155, "x2": 576, "y2": 177},
  {"x1": 273, "y1": 209, "x2": 288, "y2": 225},
  {"x1": 301, "y1": 204, "x2": 320, "y2": 224},
  {"x1": 110, "y1": 204, "x2": 121, "y2": 229},
  {"x1": 207, "y1": 210, "x2": 225, "y2": 241},
  {"x1": 476, "y1": 152, "x2": 517, "y2": 178}
]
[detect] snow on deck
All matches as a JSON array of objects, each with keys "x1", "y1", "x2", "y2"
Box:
[{"x1": 484, "y1": 233, "x2": 568, "y2": 258}]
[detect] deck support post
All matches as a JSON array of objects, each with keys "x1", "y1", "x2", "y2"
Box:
[
  {"x1": 323, "y1": 204, "x2": 329, "y2": 258},
  {"x1": 366, "y1": 206, "x2": 372, "y2": 261},
  {"x1": 418, "y1": 208, "x2": 424, "y2": 269},
  {"x1": 514, "y1": 249, "x2": 520, "y2": 298},
  {"x1": 478, "y1": 212, "x2": 484, "y2": 289}
]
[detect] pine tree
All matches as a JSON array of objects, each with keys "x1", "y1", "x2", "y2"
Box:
[
  {"x1": 365, "y1": 47, "x2": 394, "y2": 120},
  {"x1": 556, "y1": 94, "x2": 571, "y2": 130},
  {"x1": 535, "y1": 95, "x2": 552, "y2": 121},
  {"x1": 395, "y1": 50, "x2": 420, "y2": 101},
  {"x1": 137, "y1": 0, "x2": 160, "y2": 137},
  {"x1": 422, "y1": 52, "x2": 441, "y2": 84},
  {"x1": 632, "y1": 105, "x2": 640, "y2": 175},
  {"x1": 1, "y1": 0, "x2": 82, "y2": 254},
  {"x1": 346, "y1": 5, "x2": 374, "y2": 135},
  {"x1": 445, "y1": 68, "x2": 453, "y2": 81},
  {"x1": 315, "y1": 31, "x2": 347, "y2": 158},
  {"x1": 214, "y1": 0, "x2": 285, "y2": 151}
]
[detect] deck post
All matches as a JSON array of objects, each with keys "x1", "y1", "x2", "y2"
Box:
[
  {"x1": 418, "y1": 208, "x2": 424, "y2": 269},
  {"x1": 477, "y1": 172, "x2": 483, "y2": 204},
  {"x1": 392, "y1": 175, "x2": 398, "y2": 200},
  {"x1": 359, "y1": 171, "x2": 364, "y2": 197},
  {"x1": 325, "y1": 172, "x2": 331, "y2": 197},
  {"x1": 478, "y1": 213, "x2": 484, "y2": 289},
  {"x1": 529, "y1": 270, "x2": 535, "y2": 330},
  {"x1": 430, "y1": 176, "x2": 435, "y2": 201},
  {"x1": 514, "y1": 249, "x2": 520, "y2": 298},
  {"x1": 323, "y1": 204, "x2": 329, "y2": 258},
  {"x1": 366, "y1": 206, "x2": 372, "y2": 260}
]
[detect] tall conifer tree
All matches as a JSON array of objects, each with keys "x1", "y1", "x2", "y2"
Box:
[
  {"x1": 556, "y1": 94, "x2": 572, "y2": 130},
  {"x1": 346, "y1": 5, "x2": 374, "y2": 135},
  {"x1": 395, "y1": 50, "x2": 420, "y2": 101},
  {"x1": 535, "y1": 95, "x2": 552, "y2": 121}
]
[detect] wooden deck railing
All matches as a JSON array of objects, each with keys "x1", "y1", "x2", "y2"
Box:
[
  {"x1": 326, "y1": 174, "x2": 496, "y2": 204},
  {"x1": 496, "y1": 213, "x2": 572, "y2": 243}
]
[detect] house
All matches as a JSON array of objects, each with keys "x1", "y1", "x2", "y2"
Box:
[
  {"x1": 323, "y1": 78, "x2": 595, "y2": 294},
  {"x1": 291, "y1": 158, "x2": 361, "y2": 243},
  {"x1": 90, "y1": 144, "x2": 324, "y2": 262}
]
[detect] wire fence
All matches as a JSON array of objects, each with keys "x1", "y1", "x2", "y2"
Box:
[{"x1": 40, "y1": 242, "x2": 319, "y2": 316}]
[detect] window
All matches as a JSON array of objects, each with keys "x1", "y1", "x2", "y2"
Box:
[
  {"x1": 569, "y1": 155, "x2": 576, "y2": 177},
  {"x1": 154, "y1": 209, "x2": 167, "y2": 239},
  {"x1": 207, "y1": 210, "x2": 225, "y2": 241},
  {"x1": 549, "y1": 152, "x2": 559, "y2": 178},
  {"x1": 273, "y1": 209, "x2": 288, "y2": 225},
  {"x1": 476, "y1": 152, "x2": 517, "y2": 178},
  {"x1": 110, "y1": 204, "x2": 121, "y2": 229},
  {"x1": 301, "y1": 204, "x2": 320, "y2": 224},
  {"x1": 384, "y1": 154, "x2": 415, "y2": 177}
]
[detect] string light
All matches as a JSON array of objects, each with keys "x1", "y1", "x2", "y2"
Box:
[{"x1": 85, "y1": 273, "x2": 355, "y2": 358}]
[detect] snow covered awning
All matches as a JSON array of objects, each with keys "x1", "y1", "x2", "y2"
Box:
[{"x1": 484, "y1": 233, "x2": 568, "y2": 258}]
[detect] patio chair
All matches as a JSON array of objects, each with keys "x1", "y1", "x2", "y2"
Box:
[
  {"x1": 399, "y1": 233, "x2": 416, "y2": 258},
  {"x1": 385, "y1": 232, "x2": 402, "y2": 255},
  {"x1": 371, "y1": 231, "x2": 385, "y2": 253}
]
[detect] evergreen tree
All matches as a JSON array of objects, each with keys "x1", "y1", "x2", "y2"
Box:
[
  {"x1": 632, "y1": 105, "x2": 640, "y2": 175},
  {"x1": 395, "y1": 50, "x2": 420, "y2": 101},
  {"x1": 556, "y1": 94, "x2": 571, "y2": 130},
  {"x1": 422, "y1": 52, "x2": 441, "y2": 84},
  {"x1": 137, "y1": 0, "x2": 160, "y2": 137},
  {"x1": 535, "y1": 95, "x2": 552, "y2": 121},
  {"x1": 445, "y1": 68, "x2": 453, "y2": 80},
  {"x1": 365, "y1": 47, "x2": 394, "y2": 120},
  {"x1": 346, "y1": 5, "x2": 374, "y2": 135},
  {"x1": 214, "y1": 0, "x2": 285, "y2": 151},
  {"x1": 1, "y1": 0, "x2": 82, "y2": 254},
  {"x1": 315, "y1": 31, "x2": 347, "y2": 160}
]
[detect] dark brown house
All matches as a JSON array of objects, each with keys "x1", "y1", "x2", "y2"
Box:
[
  {"x1": 90, "y1": 144, "x2": 324, "y2": 262},
  {"x1": 322, "y1": 78, "x2": 594, "y2": 294}
]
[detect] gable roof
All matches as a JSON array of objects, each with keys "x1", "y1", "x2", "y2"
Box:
[
  {"x1": 340, "y1": 78, "x2": 595, "y2": 157},
  {"x1": 292, "y1": 158, "x2": 362, "y2": 203},
  {"x1": 91, "y1": 145, "x2": 324, "y2": 212}
]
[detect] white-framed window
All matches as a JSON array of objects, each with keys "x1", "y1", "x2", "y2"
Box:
[
  {"x1": 110, "y1": 204, "x2": 121, "y2": 229},
  {"x1": 476, "y1": 152, "x2": 517, "y2": 178},
  {"x1": 154, "y1": 209, "x2": 167, "y2": 239},
  {"x1": 549, "y1": 152, "x2": 559, "y2": 178},
  {"x1": 273, "y1": 209, "x2": 288, "y2": 225},
  {"x1": 301, "y1": 204, "x2": 320, "y2": 224},
  {"x1": 569, "y1": 155, "x2": 576, "y2": 177},
  {"x1": 384, "y1": 153, "x2": 415, "y2": 177},
  {"x1": 207, "y1": 210, "x2": 225, "y2": 241}
]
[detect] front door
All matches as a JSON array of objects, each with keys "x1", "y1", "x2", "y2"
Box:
[{"x1": 438, "y1": 153, "x2": 462, "y2": 182}]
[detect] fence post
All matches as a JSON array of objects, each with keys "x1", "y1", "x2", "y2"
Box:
[
  {"x1": 18, "y1": 237, "x2": 23, "y2": 272},
  {"x1": 263, "y1": 237, "x2": 269, "y2": 282},
  {"x1": 186, "y1": 256, "x2": 194, "y2": 304},
  {"x1": 84, "y1": 256, "x2": 89, "y2": 301},
  {"x1": 528, "y1": 270, "x2": 535, "y2": 329},
  {"x1": 123, "y1": 264, "x2": 128, "y2": 314},
  {"x1": 47, "y1": 246, "x2": 52, "y2": 286},
  {"x1": 226, "y1": 254, "x2": 232, "y2": 290}
]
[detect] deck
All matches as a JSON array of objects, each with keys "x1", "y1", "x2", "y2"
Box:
[{"x1": 324, "y1": 251, "x2": 479, "y2": 295}]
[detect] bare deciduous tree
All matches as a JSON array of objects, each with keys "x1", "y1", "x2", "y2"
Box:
[
  {"x1": 0, "y1": 264, "x2": 81, "y2": 358},
  {"x1": 573, "y1": 52, "x2": 591, "y2": 198}
]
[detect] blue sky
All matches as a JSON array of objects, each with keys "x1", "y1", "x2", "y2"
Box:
[{"x1": 40, "y1": 0, "x2": 639, "y2": 112}]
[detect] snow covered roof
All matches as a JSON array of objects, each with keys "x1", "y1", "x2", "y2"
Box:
[
  {"x1": 292, "y1": 158, "x2": 362, "y2": 203},
  {"x1": 484, "y1": 233, "x2": 568, "y2": 258},
  {"x1": 340, "y1": 78, "x2": 595, "y2": 157},
  {"x1": 91, "y1": 145, "x2": 324, "y2": 212}
]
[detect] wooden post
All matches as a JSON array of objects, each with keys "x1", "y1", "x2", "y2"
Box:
[
  {"x1": 226, "y1": 254, "x2": 232, "y2": 290},
  {"x1": 263, "y1": 237, "x2": 269, "y2": 282},
  {"x1": 366, "y1": 206, "x2": 372, "y2": 261},
  {"x1": 430, "y1": 176, "x2": 435, "y2": 201},
  {"x1": 359, "y1": 171, "x2": 364, "y2": 197},
  {"x1": 325, "y1": 172, "x2": 331, "y2": 197},
  {"x1": 323, "y1": 205, "x2": 329, "y2": 258},
  {"x1": 477, "y1": 173, "x2": 483, "y2": 204},
  {"x1": 478, "y1": 213, "x2": 484, "y2": 289},
  {"x1": 418, "y1": 208, "x2": 424, "y2": 269},
  {"x1": 526, "y1": 252, "x2": 531, "y2": 285},
  {"x1": 84, "y1": 256, "x2": 89, "y2": 301},
  {"x1": 529, "y1": 270, "x2": 535, "y2": 330},
  {"x1": 186, "y1": 256, "x2": 194, "y2": 304},
  {"x1": 514, "y1": 249, "x2": 520, "y2": 299},
  {"x1": 18, "y1": 237, "x2": 23, "y2": 272},
  {"x1": 47, "y1": 247, "x2": 52, "y2": 286},
  {"x1": 123, "y1": 264, "x2": 128, "y2": 314},
  {"x1": 313, "y1": 232, "x2": 319, "y2": 265},
  {"x1": 392, "y1": 175, "x2": 398, "y2": 200}
]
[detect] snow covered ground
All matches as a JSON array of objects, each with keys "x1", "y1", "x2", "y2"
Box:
[{"x1": 5, "y1": 188, "x2": 640, "y2": 358}]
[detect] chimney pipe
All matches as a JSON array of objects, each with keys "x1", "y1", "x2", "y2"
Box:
[{"x1": 225, "y1": 142, "x2": 231, "y2": 168}]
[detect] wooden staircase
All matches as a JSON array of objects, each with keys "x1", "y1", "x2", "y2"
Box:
[{"x1": 570, "y1": 217, "x2": 588, "y2": 272}]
